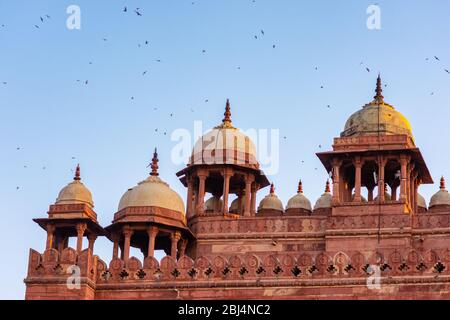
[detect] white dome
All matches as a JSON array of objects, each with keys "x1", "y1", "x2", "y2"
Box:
[
  {"x1": 118, "y1": 176, "x2": 185, "y2": 215},
  {"x1": 55, "y1": 165, "x2": 93, "y2": 208},
  {"x1": 258, "y1": 184, "x2": 283, "y2": 212},
  {"x1": 190, "y1": 100, "x2": 258, "y2": 168},
  {"x1": 430, "y1": 177, "x2": 450, "y2": 208}
]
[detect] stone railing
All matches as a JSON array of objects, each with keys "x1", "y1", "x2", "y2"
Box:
[{"x1": 95, "y1": 249, "x2": 450, "y2": 285}]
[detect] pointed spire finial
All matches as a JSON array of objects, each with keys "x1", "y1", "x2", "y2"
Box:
[
  {"x1": 440, "y1": 176, "x2": 446, "y2": 190},
  {"x1": 222, "y1": 99, "x2": 232, "y2": 125},
  {"x1": 270, "y1": 183, "x2": 275, "y2": 194},
  {"x1": 150, "y1": 148, "x2": 159, "y2": 176},
  {"x1": 374, "y1": 74, "x2": 384, "y2": 103},
  {"x1": 74, "y1": 164, "x2": 81, "y2": 181},
  {"x1": 297, "y1": 179, "x2": 303, "y2": 193},
  {"x1": 325, "y1": 179, "x2": 331, "y2": 193}
]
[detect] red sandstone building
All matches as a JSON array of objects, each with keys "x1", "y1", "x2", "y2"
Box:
[{"x1": 25, "y1": 77, "x2": 450, "y2": 299}]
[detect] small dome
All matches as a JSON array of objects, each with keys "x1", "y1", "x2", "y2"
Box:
[
  {"x1": 341, "y1": 76, "x2": 413, "y2": 139},
  {"x1": 286, "y1": 180, "x2": 312, "y2": 211},
  {"x1": 314, "y1": 181, "x2": 332, "y2": 210},
  {"x1": 352, "y1": 194, "x2": 368, "y2": 202},
  {"x1": 190, "y1": 100, "x2": 258, "y2": 168},
  {"x1": 118, "y1": 150, "x2": 185, "y2": 215},
  {"x1": 230, "y1": 197, "x2": 244, "y2": 212},
  {"x1": 374, "y1": 191, "x2": 391, "y2": 201},
  {"x1": 205, "y1": 196, "x2": 223, "y2": 211},
  {"x1": 56, "y1": 165, "x2": 94, "y2": 208},
  {"x1": 430, "y1": 177, "x2": 450, "y2": 208},
  {"x1": 417, "y1": 193, "x2": 427, "y2": 209},
  {"x1": 258, "y1": 184, "x2": 283, "y2": 212}
]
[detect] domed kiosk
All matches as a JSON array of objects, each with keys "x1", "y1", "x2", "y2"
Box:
[
  {"x1": 316, "y1": 75, "x2": 433, "y2": 215},
  {"x1": 33, "y1": 165, "x2": 104, "y2": 254},
  {"x1": 106, "y1": 149, "x2": 193, "y2": 260},
  {"x1": 177, "y1": 99, "x2": 270, "y2": 218}
]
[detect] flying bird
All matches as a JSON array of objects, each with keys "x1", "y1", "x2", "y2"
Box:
[
  {"x1": 34, "y1": 25, "x2": 40, "y2": 29},
  {"x1": 135, "y1": 9, "x2": 142, "y2": 16},
  {"x1": 40, "y1": 16, "x2": 44, "y2": 22},
  {"x1": 366, "y1": 67, "x2": 370, "y2": 73},
  {"x1": 434, "y1": 56, "x2": 440, "y2": 61},
  {"x1": 272, "y1": 44, "x2": 276, "y2": 48},
  {"x1": 142, "y1": 70, "x2": 147, "y2": 75},
  {"x1": 445, "y1": 69, "x2": 450, "y2": 74},
  {"x1": 261, "y1": 29, "x2": 264, "y2": 35},
  {"x1": 123, "y1": 6, "x2": 127, "y2": 12}
]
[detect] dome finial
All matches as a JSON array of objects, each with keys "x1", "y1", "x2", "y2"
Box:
[
  {"x1": 441, "y1": 176, "x2": 446, "y2": 190},
  {"x1": 270, "y1": 183, "x2": 275, "y2": 194},
  {"x1": 325, "y1": 179, "x2": 331, "y2": 193},
  {"x1": 297, "y1": 179, "x2": 303, "y2": 193},
  {"x1": 74, "y1": 164, "x2": 81, "y2": 181},
  {"x1": 374, "y1": 73, "x2": 384, "y2": 103},
  {"x1": 222, "y1": 99, "x2": 232, "y2": 125},
  {"x1": 150, "y1": 148, "x2": 159, "y2": 176}
]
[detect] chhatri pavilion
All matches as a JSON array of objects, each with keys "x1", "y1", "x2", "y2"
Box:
[{"x1": 25, "y1": 77, "x2": 450, "y2": 299}]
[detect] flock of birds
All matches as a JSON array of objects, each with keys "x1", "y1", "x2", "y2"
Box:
[{"x1": 2, "y1": 4, "x2": 450, "y2": 191}]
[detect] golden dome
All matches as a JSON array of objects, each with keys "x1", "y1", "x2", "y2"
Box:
[
  {"x1": 55, "y1": 165, "x2": 94, "y2": 208},
  {"x1": 190, "y1": 100, "x2": 258, "y2": 168},
  {"x1": 314, "y1": 181, "x2": 332, "y2": 210},
  {"x1": 341, "y1": 76, "x2": 413, "y2": 139},
  {"x1": 118, "y1": 150, "x2": 185, "y2": 215},
  {"x1": 286, "y1": 180, "x2": 312, "y2": 211},
  {"x1": 417, "y1": 193, "x2": 427, "y2": 209},
  {"x1": 429, "y1": 177, "x2": 450, "y2": 208},
  {"x1": 258, "y1": 184, "x2": 284, "y2": 212}
]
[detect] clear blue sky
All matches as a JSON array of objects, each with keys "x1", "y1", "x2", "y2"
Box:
[{"x1": 1, "y1": 0, "x2": 450, "y2": 299}]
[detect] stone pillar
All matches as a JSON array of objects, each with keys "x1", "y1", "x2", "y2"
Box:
[
  {"x1": 413, "y1": 175, "x2": 419, "y2": 213},
  {"x1": 391, "y1": 185, "x2": 398, "y2": 201},
  {"x1": 244, "y1": 176, "x2": 254, "y2": 216},
  {"x1": 179, "y1": 239, "x2": 187, "y2": 257},
  {"x1": 400, "y1": 156, "x2": 409, "y2": 201},
  {"x1": 112, "y1": 233, "x2": 119, "y2": 259},
  {"x1": 46, "y1": 225, "x2": 55, "y2": 250},
  {"x1": 251, "y1": 183, "x2": 258, "y2": 216},
  {"x1": 332, "y1": 159, "x2": 342, "y2": 203},
  {"x1": 377, "y1": 156, "x2": 386, "y2": 202},
  {"x1": 222, "y1": 169, "x2": 232, "y2": 215},
  {"x1": 147, "y1": 226, "x2": 158, "y2": 257},
  {"x1": 75, "y1": 223, "x2": 87, "y2": 253},
  {"x1": 368, "y1": 187, "x2": 374, "y2": 202},
  {"x1": 87, "y1": 234, "x2": 97, "y2": 253},
  {"x1": 197, "y1": 173, "x2": 207, "y2": 215},
  {"x1": 170, "y1": 232, "x2": 181, "y2": 259},
  {"x1": 122, "y1": 226, "x2": 133, "y2": 261},
  {"x1": 57, "y1": 235, "x2": 65, "y2": 253},
  {"x1": 186, "y1": 177, "x2": 194, "y2": 218},
  {"x1": 354, "y1": 157, "x2": 362, "y2": 202}
]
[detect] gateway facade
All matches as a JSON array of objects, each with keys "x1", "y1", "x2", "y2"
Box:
[{"x1": 25, "y1": 77, "x2": 450, "y2": 299}]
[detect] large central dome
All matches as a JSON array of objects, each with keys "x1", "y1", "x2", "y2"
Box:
[
  {"x1": 341, "y1": 76, "x2": 413, "y2": 139},
  {"x1": 190, "y1": 99, "x2": 259, "y2": 169}
]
